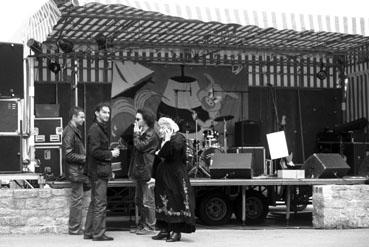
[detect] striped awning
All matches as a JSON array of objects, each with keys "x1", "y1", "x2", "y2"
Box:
[{"x1": 25, "y1": 0, "x2": 369, "y2": 55}]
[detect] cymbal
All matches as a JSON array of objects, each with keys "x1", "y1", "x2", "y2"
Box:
[{"x1": 214, "y1": 115, "x2": 234, "y2": 122}]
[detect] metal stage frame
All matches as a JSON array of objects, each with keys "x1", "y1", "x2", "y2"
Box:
[{"x1": 47, "y1": 177, "x2": 366, "y2": 225}]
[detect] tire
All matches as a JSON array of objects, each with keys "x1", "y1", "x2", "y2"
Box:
[
  {"x1": 198, "y1": 192, "x2": 232, "y2": 225},
  {"x1": 233, "y1": 190, "x2": 269, "y2": 224},
  {"x1": 290, "y1": 186, "x2": 311, "y2": 212}
]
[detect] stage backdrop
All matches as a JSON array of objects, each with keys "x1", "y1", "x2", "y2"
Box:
[{"x1": 111, "y1": 62, "x2": 249, "y2": 147}]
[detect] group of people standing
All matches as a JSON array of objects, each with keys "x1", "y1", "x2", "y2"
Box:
[{"x1": 62, "y1": 103, "x2": 196, "y2": 242}]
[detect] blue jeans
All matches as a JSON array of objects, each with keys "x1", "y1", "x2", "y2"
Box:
[
  {"x1": 69, "y1": 181, "x2": 84, "y2": 233},
  {"x1": 134, "y1": 180, "x2": 156, "y2": 229},
  {"x1": 84, "y1": 178, "x2": 108, "y2": 238}
]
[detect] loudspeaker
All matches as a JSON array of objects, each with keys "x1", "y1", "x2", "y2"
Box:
[
  {"x1": 34, "y1": 118, "x2": 63, "y2": 145},
  {"x1": 317, "y1": 142, "x2": 369, "y2": 175},
  {"x1": 0, "y1": 99, "x2": 21, "y2": 134},
  {"x1": 0, "y1": 136, "x2": 22, "y2": 173},
  {"x1": 235, "y1": 120, "x2": 261, "y2": 146},
  {"x1": 210, "y1": 153, "x2": 252, "y2": 179},
  {"x1": 0, "y1": 43, "x2": 23, "y2": 98},
  {"x1": 303, "y1": 153, "x2": 350, "y2": 178},
  {"x1": 228, "y1": 146, "x2": 265, "y2": 177},
  {"x1": 35, "y1": 146, "x2": 63, "y2": 176}
]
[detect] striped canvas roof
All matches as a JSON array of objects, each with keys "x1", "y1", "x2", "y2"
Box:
[{"x1": 25, "y1": 0, "x2": 369, "y2": 56}]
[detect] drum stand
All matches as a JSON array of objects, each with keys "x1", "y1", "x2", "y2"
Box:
[
  {"x1": 188, "y1": 118, "x2": 211, "y2": 178},
  {"x1": 222, "y1": 118, "x2": 228, "y2": 153}
]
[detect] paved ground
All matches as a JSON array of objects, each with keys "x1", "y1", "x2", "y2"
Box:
[
  {"x1": 1, "y1": 207, "x2": 369, "y2": 247},
  {"x1": 1, "y1": 228, "x2": 369, "y2": 247}
]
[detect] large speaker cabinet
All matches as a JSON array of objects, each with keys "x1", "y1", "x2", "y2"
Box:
[
  {"x1": 234, "y1": 120, "x2": 261, "y2": 146},
  {"x1": 0, "y1": 136, "x2": 22, "y2": 173},
  {"x1": 0, "y1": 98, "x2": 22, "y2": 135}
]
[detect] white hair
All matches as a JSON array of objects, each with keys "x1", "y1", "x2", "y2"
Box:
[{"x1": 158, "y1": 117, "x2": 179, "y2": 132}]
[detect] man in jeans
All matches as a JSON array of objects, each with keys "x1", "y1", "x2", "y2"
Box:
[
  {"x1": 62, "y1": 106, "x2": 89, "y2": 235},
  {"x1": 129, "y1": 109, "x2": 160, "y2": 235},
  {"x1": 84, "y1": 102, "x2": 120, "y2": 241}
]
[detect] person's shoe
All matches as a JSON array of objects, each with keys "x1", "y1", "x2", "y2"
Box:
[
  {"x1": 166, "y1": 232, "x2": 181, "y2": 242},
  {"x1": 69, "y1": 230, "x2": 83, "y2": 235},
  {"x1": 152, "y1": 231, "x2": 170, "y2": 240},
  {"x1": 129, "y1": 225, "x2": 144, "y2": 234},
  {"x1": 92, "y1": 234, "x2": 114, "y2": 241},
  {"x1": 83, "y1": 234, "x2": 93, "y2": 240},
  {"x1": 136, "y1": 228, "x2": 155, "y2": 235}
]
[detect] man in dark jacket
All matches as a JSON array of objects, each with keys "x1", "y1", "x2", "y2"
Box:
[
  {"x1": 129, "y1": 109, "x2": 160, "y2": 235},
  {"x1": 62, "y1": 106, "x2": 89, "y2": 235},
  {"x1": 84, "y1": 103, "x2": 120, "y2": 241}
]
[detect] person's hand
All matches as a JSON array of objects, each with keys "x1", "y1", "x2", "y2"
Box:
[
  {"x1": 191, "y1": 110, "x2": 197, "y2": 120},
  {"x1": 147, "y1": 178, "x2": 155, "y2": 189},
  {"x1": 111, "y1": 148, "x2": 120, "y2": 158},
  {"x1": 164, "y1": 128, "x2": 172, "y2": 142},
  {"x1": 134, "y1": 122, "x2": 142, "y2": 134},
  {"x1": 286, "y1": 152, "x2": 295, "y2": 167}
]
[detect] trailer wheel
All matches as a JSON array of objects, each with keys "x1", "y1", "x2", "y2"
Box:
[
  {"x1": 198, "y1": 192, "x2": 232, "y2": 225},
  {"x1": 290, "y1": 186, "x2": 311, "y2": 212},
  {"x1": 233, "y1": 190, "x2": 269, "y2": 224}
]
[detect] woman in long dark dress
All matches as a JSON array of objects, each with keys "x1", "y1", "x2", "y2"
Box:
[{"x1": 150, "y1": 117, "x2": 196, "y2": 242}]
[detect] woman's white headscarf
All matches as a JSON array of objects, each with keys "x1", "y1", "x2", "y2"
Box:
[{"x1": 158, "y1": 117, "x2": 179, "y2": 132}]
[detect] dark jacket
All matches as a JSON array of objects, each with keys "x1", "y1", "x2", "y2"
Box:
[
  {"x1": 87, "y1": 121, "x2": 113, "y2": 180},
  {"x1": 62, "y1": 122, "x2": 86, "y2": 182},
  {"x1": 129, "y1": 127, "x2": 160, "y2": 181}
]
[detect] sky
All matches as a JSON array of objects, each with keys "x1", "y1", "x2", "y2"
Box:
[{"x1": 0, "y1": 0, "x2": 368, "y2": 44}]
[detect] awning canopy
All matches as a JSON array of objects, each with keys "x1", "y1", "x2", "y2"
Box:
[{"x1": 26, "y1": 0, "x2": 369, "y2": 56}]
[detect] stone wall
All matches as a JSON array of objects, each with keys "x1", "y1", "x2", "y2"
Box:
[
  {"x1": 313, "y1": 185, "x2": 369, "y2": 229},
  {"x1": 0, "y1": 188, "x2": 90, "y2": 234}
]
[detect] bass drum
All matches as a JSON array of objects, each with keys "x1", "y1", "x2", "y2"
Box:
[{"x1": 199, "y1": 147, "x2": 224, "y2": 171}]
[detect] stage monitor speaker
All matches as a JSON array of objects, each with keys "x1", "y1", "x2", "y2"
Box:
[
  {"x1": 303, "y1": 153, "x2": 350, "y2": 178},
  {"x1": 210, "y1": 153, "x2": 252, "y2": 179},
  {"x1": 235, "y1": 120, "x2": 261, "y2": 146},
  {"x1": 0, "y1": 136, "x2": 21, "y2": 173},
  {"x1": 228, "y1": 146, "x2": 265, "y2": 177},
  {"x1": 35, "y1": 146, "x2": 63, "y2": 176}
]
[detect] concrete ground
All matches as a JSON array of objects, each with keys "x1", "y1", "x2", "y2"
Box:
[
  {"x1": 1, "y1": 228, "x2": 369, "y2": 247},
  {"x1": 2, "y1": 206, "x2": 369, "y2": 247}
]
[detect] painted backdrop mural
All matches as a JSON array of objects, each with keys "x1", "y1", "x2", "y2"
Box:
[{"x1": 110, "y1": 61, "x2": 249, "y2": 148}]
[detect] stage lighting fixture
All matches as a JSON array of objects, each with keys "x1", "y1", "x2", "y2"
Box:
[
  {"x1": 57, "y1": 39, "x2": 74, "y2": 53},
  {"x1": 316, "y1": 69, "x2": 327, "y2": 80},
  {"x1": 316, "y1": 63, "x2": 327, "y2": 80},
  {"x1": 95, "y1": 34, "x2": 108, "y2": 50},
  {"x1": 26, "y1": 39, "x2": 43, "y2": 55},
  {"x1": 48, "y1": 61, "x2": 61, "y2": 74}
]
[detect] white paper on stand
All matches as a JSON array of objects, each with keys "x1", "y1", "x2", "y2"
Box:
[{"x1": 266, "y1": 131, "x2": 289, "y2": 160}]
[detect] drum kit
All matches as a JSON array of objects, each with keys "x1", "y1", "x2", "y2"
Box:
[{"x1": 186, "y1": 115, "x2": 234, "y2": 178}]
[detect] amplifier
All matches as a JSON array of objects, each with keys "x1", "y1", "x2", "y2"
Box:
[
  {"x1": 0, "y1": 98, "x2": 22, "y2": 135},
  {"x1": 35, "y1": 146, "x2": 63, "y2": 176},
  {"x1": 228, "y1": 146, "x2": 265, "y2": 177},
  {"x1": 34, "y1": 118, "x2": 63, "y2": 145}
]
